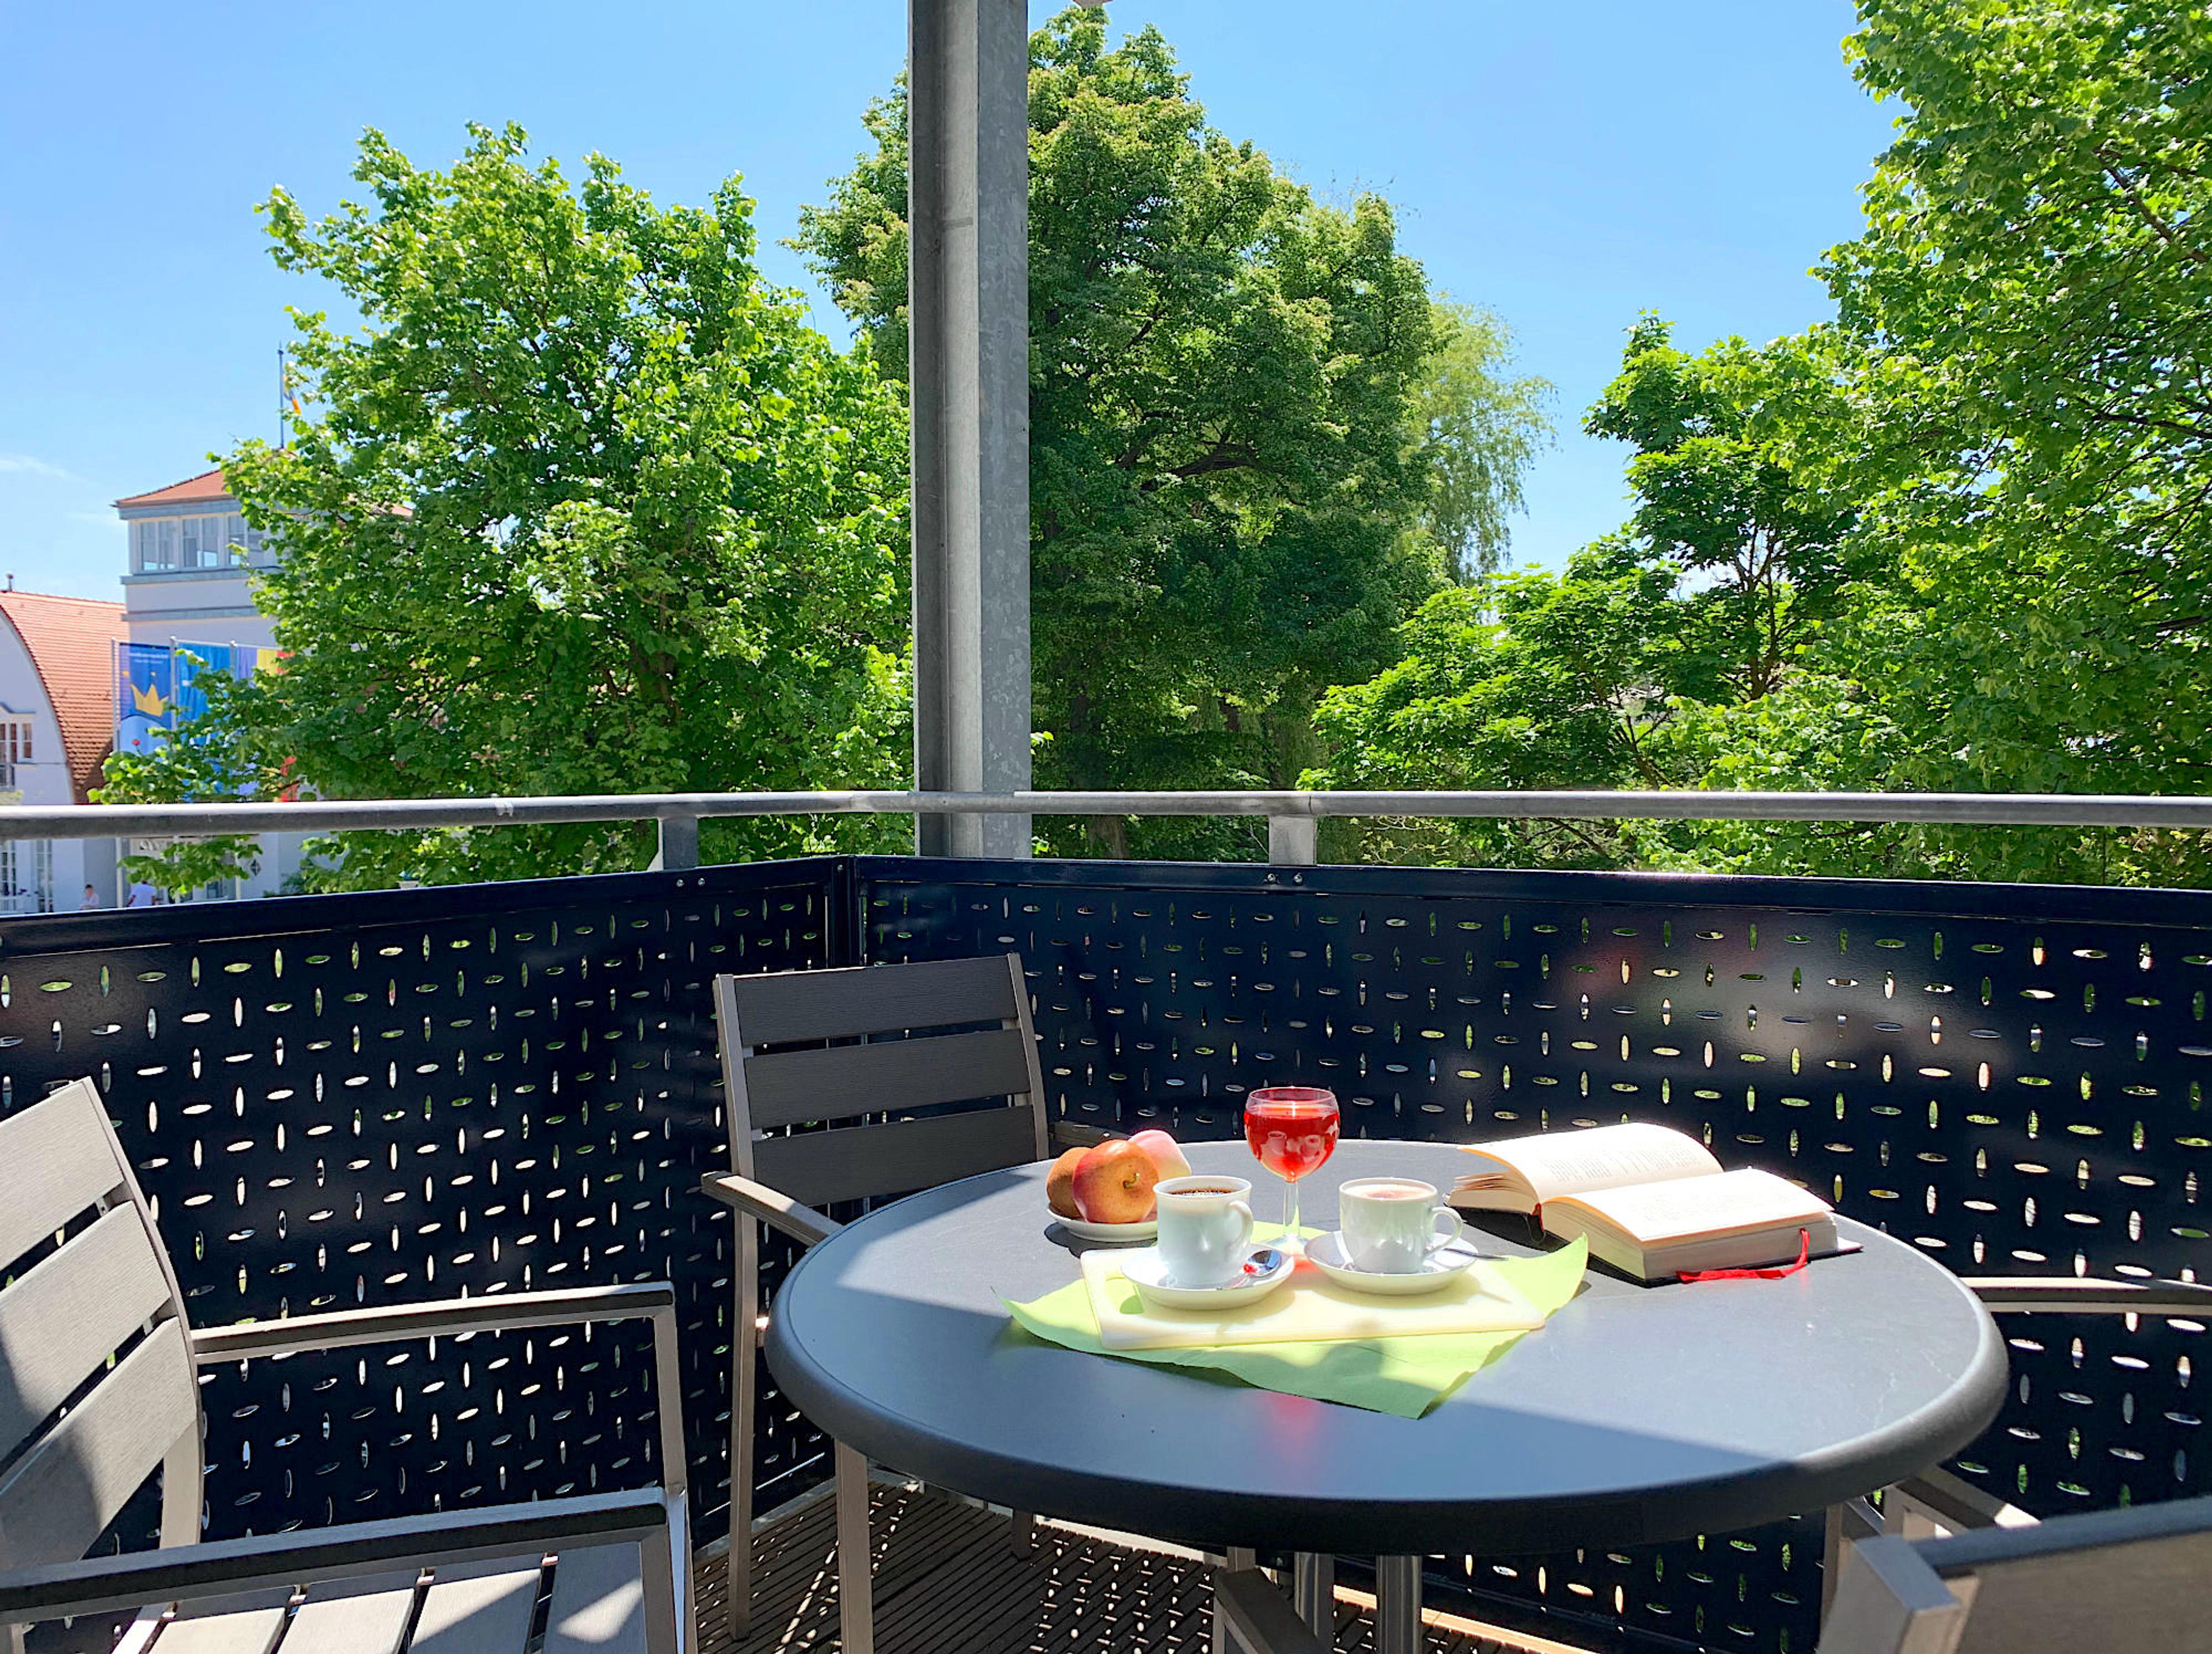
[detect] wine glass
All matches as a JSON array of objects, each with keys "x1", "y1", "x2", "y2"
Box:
[{"x1": 1243, "y1": 1085, "x2": 1340, "y2": 1246}]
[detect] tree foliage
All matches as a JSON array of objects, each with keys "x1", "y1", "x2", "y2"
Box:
[
  {"x1": 1411, "y1": 304, "x2": 1552, "y2": 580},
  {"x1": 797, "y1": 7, "x2": 1546, "y2": 856},
  {"x1": 99, "y1": 124, "x2": 912, "y2": 891},
  {"x1": 1315, "y1": 0, "x2": 2212, "y2": 888},
  {"x1": 1819, "y1": 0, "x2": 2212, "y2": 824}
]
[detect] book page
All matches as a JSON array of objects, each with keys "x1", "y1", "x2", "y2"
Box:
[
  {"x1": 1457, "y1": 1122, "x2": 1721, "y2": 1205},
  {"x1": 1550, "y1": 1167, "x2": 1830, "y2": 1246}
]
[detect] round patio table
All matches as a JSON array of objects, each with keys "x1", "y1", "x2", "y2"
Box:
[{"x1": 764, "y1": 1140, "x2": 2005, "y2": 1644}]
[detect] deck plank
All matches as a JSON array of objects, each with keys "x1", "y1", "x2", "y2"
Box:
[{"x1": 695, "y1": 1485, "x2": 1578, "y2": 1654}]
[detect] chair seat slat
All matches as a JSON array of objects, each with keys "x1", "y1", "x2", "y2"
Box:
[
  {"x1": 0, "y1": 1204, "x2": 173, "y2": 1462},
  {"x1": 0, "y1": 1080, "x2": 127, "y2": 1273},
  {"x1": 0, "y1": 1318, "x2": 196, "y2": 1571},
  {"x1": 408, "y1": 1560, "x2": 541, "y2": 1654},
  {"x1": 732, "y1": 957, "x2": 1018, "y2": 1046},
  {"x1": 279, "y1": 1573, "x2": 422, "y2": 1654},
  {"x1": 742, "y1": 1028, "x2": 1035, "y2": 1130},
  {"x1": 543, "y1": 1546, "x2": 646, "y2": 1654},
  {"x1": 752, "y1": 1106, "x2": 1039, "y2": 1208},
  {"x1": 149, "y1": 1594, "x2": 292, "y2": 1654}
]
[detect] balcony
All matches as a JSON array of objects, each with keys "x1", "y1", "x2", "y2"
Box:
[{"x1": 1, "y1": 788, "x2": 2206, "y2": 1654}]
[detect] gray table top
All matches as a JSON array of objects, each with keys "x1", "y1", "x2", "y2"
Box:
[{"x1": 763, "y1": 1140, "x2": 2007, "y2": 1556}]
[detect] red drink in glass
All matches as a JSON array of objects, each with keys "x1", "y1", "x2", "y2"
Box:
[{"x1": 1244, "y1": 1086, "x2": 1339, "y2": 1240}]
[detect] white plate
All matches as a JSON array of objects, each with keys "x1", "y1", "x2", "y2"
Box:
[
  {"x1": 1119, "y1": 1245, "x2": 1295, "y2": 1311},
  {"x1": 1054, "y1": 1212, "x2": 1158, "y2": 1243},
  {"x1": 1305, "y1": 1231, "x2": 1483, "y2": 1296}
]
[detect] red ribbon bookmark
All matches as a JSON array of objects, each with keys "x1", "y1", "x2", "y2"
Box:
[{"x1": 1679, "y1": 1228, "x2": 1812, "y2": 1283}]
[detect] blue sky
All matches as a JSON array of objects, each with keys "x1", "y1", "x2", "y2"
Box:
[{"x1": 0, "y1": 1, "x2": 1894, "y2": 602}]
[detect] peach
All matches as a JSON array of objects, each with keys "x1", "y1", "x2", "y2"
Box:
[
  {"x1": 1127, "y1": 1128, "x2": 1192, "y2": 1181},
  {"x1": 1071, "y1": 1140, "x2": 1159, "y2": 1225},
  {"x1": 1045, "y1": 1145, "x2": 1089, "y2": 1219}
]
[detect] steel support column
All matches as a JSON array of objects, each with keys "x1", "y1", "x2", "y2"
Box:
[{"x1": 910, "y1": 0, "x2": 1032, "y2": 859}]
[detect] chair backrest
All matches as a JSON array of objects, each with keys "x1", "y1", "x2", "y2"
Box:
[
  {"x1": 1820, "y1": 1493, "x2": 2212, "y2": 1654},
  {"x1": 0, "y1": 1077, "x2": 201, "y2": 1576},
  {"x1": 715, "y1": 954, "x2": 1050, "y2": 1208}
]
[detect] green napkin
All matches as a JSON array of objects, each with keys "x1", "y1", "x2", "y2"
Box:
[{"x1": 1003, "y1": 1234, "x2": 1588, "y2": 1420}]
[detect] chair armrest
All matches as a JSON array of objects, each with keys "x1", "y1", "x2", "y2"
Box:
[
  {"x1": 0, "y1": 1488, "x2": 667, "y2": 1627},
  {"x1": 1050, "y1": 1121, "x2": 1120, "y2": 1151},
  {"x1": 1817, "y1": 1534, "x2": 1969, "y2": 1654},
  {"x1": 1214, "y1": 1569, "x2": 1328, "y2": 1654},
  {"x1": 192, "y1": 1282, "x2": 688, "y2": 1501},
  {"x1": 700, "y1": 1171, "x2": 842, "y2": 1246},
  {"x1": 191, "y1": 1281, "x2": 676, "y2": 1361},
  {"x1": 1887, "y1": 1466, "x2": 2037, "y2": 1534},
  {"x1": 1962, "y1": 1276, "x2": 2212, "y2": 1317}
]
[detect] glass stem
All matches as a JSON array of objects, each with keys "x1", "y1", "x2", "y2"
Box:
[{"x1": 1283, "y1": 1175, "x2": 1301, "y2": 1239}]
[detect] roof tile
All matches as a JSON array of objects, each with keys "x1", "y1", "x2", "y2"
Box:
[
  {"x1": 114, "y1": 467, "x2": 234, "y2": 509},
  {"x1": 0, "y1": 591, "x2": 130, "y2": 802}
]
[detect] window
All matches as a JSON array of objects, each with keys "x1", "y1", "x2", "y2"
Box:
[
  {"x1": 0, "y1": 719, "x2": 33, "y2": 786},
  {"x1": 132, "y1": 517, "x2": 180, "y2": 571},
  {"x1": 179, "y1": 514, "x2": 232, "y2": 568},
  {"x1": 0, "y1": 841, "x2": 51, "y2": 913},
  {"x1": 132, "y1": 509, "x2": 275, "y2": 571}
]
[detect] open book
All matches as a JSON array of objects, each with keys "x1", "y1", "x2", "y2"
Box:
[{"x1": 1452, "y1": 1122, "x2": 1840, "y2": 1283}]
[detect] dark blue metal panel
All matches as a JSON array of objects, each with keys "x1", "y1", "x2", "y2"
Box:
[
  {"x1": 7, "y1": 851, "x2": 2209, "y2": 1654},
  {"x1": 0, "y1": 860, "x2": 843, "y2": 1558},
  {"x1": 857, "y1": 855, "x2": 2212, "y2": 1653}
]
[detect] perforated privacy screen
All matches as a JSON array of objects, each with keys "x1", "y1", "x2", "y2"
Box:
[
  {"x1": 3, "y1": 852, "x2": 2206, "y2": 1654},
  {"x1": 857, "y1": 856, "x2": 2212, "y2": 1653}
]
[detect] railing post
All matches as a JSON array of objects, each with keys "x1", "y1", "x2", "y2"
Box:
[
  {"x1": 1268, "y1": 812, "x2": 1317, "y2": 866},
  {"x1": 908, "y1": 0, "x2": 1033, "y2": 859},
  {"x1": 653, "y1": 814, "x2": 699, "y2": 872}
]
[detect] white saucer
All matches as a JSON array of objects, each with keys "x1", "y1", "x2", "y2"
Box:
[
  {"x1": 1055, "y1": 1213, "x2": 1158, "y2": 1244},
  {"x1": 1119, "y1": 1245, "x2": 1295, "y2": 1311},
  {"x1": 1304, "y1": 1231, "x2": 1483, "y2": 1296}
]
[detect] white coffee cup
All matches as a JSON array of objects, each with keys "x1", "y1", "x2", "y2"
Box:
[
  {"x1": 1154, "y1": 1175, "x2": 1256, "y2": 1288},
  {"x1": 1338, "y1": 1177, "x2": 1462, "y2": 1274}
]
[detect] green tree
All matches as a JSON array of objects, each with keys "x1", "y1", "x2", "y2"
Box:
[
  {"x1": 1812, "y1": 0, "x2": 2212, "y2": 881},
  {"x1": 1584, "y1": 318, "x2": 1861, "y2": 701},
  {"x1": 99, "y1": 666, "x2": 268, "y2": 897},
  {"x1": 98, "y1": 125, "x2": 913, "y2": 891},
  {"x1": 1309, "y1": 545, "x2": 1686, "y2": 867},
  {"x1": 1317, "y1": 1, "x2": 2212, "y2": 888},
  {"x1": 797, "y1": 7, "x2": 1543, "y2": 856},
  {"x1": 1310, "y1": 321, "x2": 1880, "y2": 868},
  {"x1": 1411, "y1": 303, "x2": 1552, "y2": 580}
]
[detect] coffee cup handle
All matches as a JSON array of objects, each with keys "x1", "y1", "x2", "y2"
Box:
[
  {"x1": 1230, "y1": 1200, "x2": 1254, "y2": 1250},
  {"x1": 1426, "y1": 1207, "x2": 1462, "y2": 1252}
]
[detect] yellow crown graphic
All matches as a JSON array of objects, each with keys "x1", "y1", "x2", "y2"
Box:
[{"x1": 131, "y1": 681, "x2": 168, "y2": 717}]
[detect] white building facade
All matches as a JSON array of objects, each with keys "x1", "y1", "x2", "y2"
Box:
[
  {"x1": 118, "y1": 468, "x2": 279, "y2": 650},
  {"x1": 113, "y1": 468, "x2": 308, "y2": 899}
]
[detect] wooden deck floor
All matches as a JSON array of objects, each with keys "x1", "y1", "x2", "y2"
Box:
[{"x1": 694, "y1": 1485, "x2": 1587, "y2": 1654}]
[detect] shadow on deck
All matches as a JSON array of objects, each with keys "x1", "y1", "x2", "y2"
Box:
[{"x1": 694, "y1": 1485, "x2": 1586, "y2": 1654}]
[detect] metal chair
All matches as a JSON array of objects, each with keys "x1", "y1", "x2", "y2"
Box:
[
  {"x1": 0, "y1": 1077, "x2": 691, "y2": 1654},
  {"x1": 700, "y1": 953, "x2": 1092, "y2": 1654},
  {"x1": 1819, "y1": 1490, "x2": 2212, "y2": 1653},
  {"x1": 1822, "y1": 1273, "x2": 2212, "y2": 1623}
]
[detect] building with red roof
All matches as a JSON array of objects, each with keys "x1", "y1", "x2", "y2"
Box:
[
  {"x1": 116, "y1": 466, "x2": 278, "y2": 650},
  {"x1": 106, "y1": 465, "x2": 305, "y2": 903},
  {"x1": 0, "y1": 588, "x2": 127, "y2": 910}
]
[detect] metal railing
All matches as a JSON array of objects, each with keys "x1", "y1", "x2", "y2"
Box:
[{"x1": 7, "y1": 787, "x2": 2212, "y2": 872}]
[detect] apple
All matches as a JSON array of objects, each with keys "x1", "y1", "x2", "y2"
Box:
[
  {"x1": 1071, "y1": 1140, "x2": 1159, "y2": 1225},
  {"x1": 1127, "y1": 1128, "x2": 1191, "y2": 1182},
  {"x1": 1044, "y1": 1145, "x2": 1089, "y2": 1219}
]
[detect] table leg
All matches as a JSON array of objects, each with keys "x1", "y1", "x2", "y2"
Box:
[
  {"x1": 1375, "y1": 1556, "x2": 1423, "y2": 1654},
  {"x1": 1292, "y1": 1552, "x2": 1334, "y2": 1640}
]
